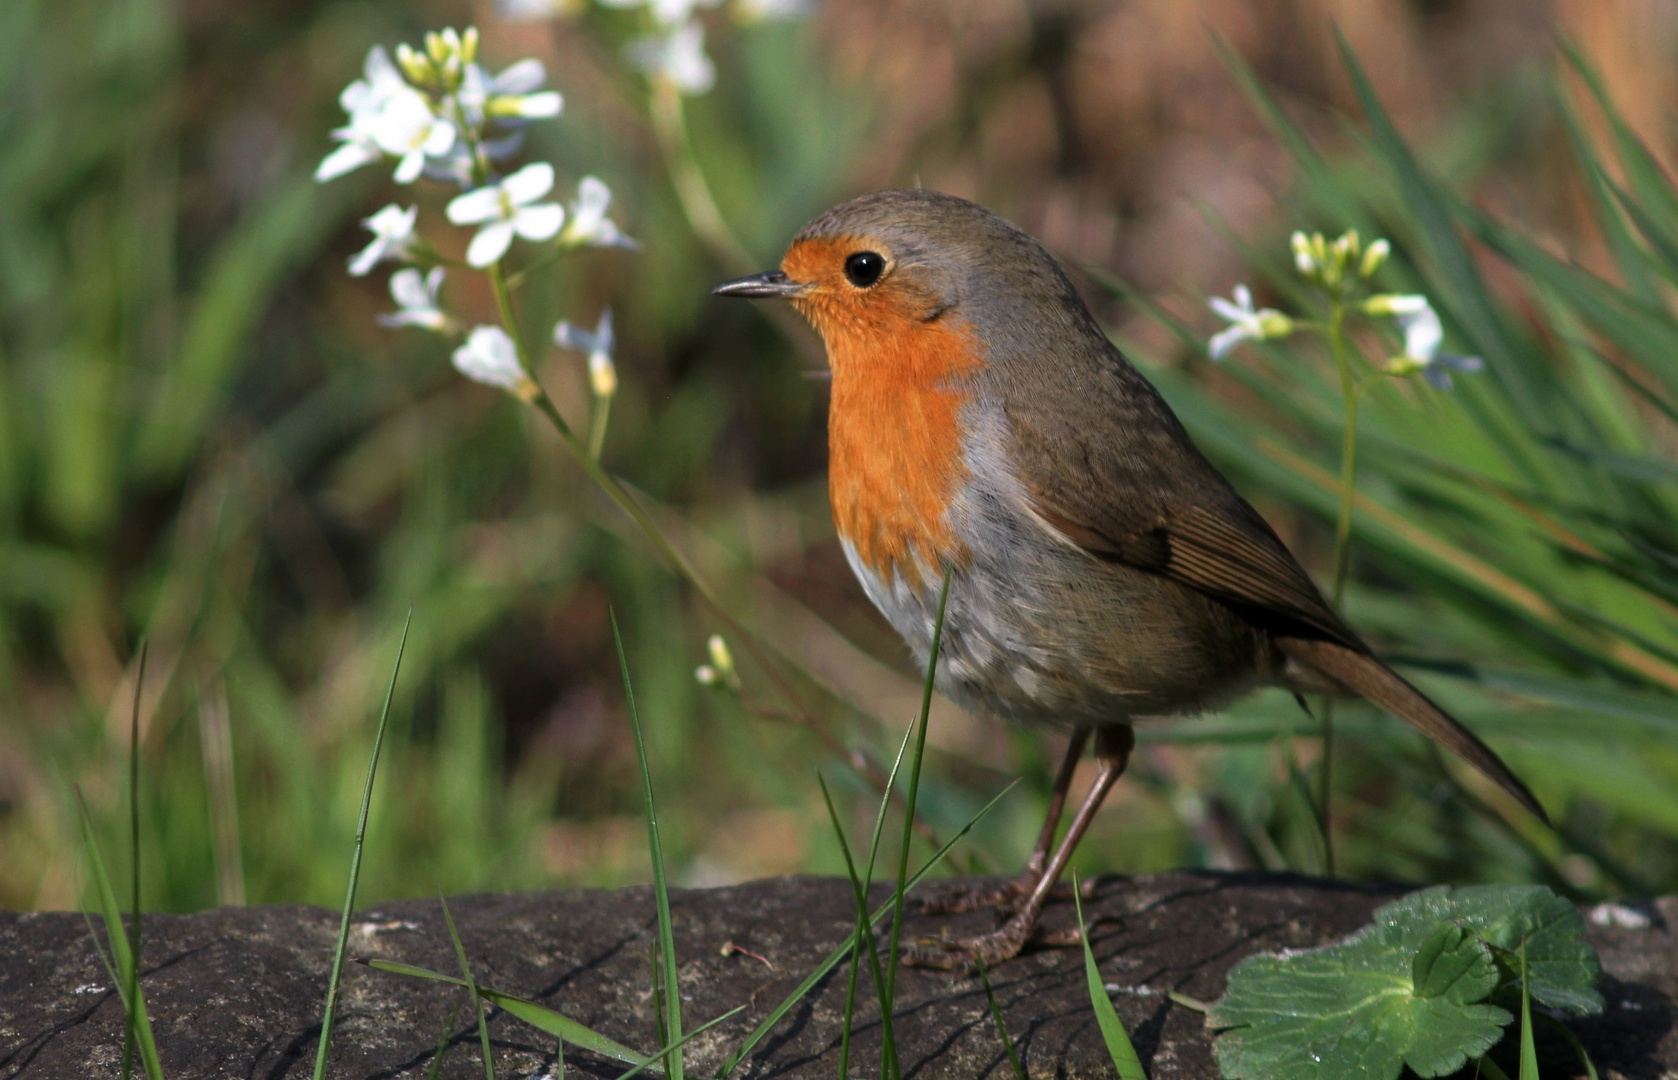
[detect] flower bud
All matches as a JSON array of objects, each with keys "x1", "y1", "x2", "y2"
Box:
[
  {"x1": 1362, "y1": 293, "x2": 1428, "y2": 318},
  {"x1": 695, "y1": 664, "x2": 720, "y2": 687},
  {"x1": 1359, "y1": 238, "x2": 1390, "y2": 279},
  {"x1": 396, "y1": 42, "x2": 434, "y2": 85},
  {"x1": 589, "y1": 351, "x2": 617, "y2": 399},
  {"x1": 1256, "y1": 311, "x2": 1295, "y2": 340},
  {"x1": 461, "y1": 26, "x2": 480, "y2": 64},
  {"x1": 1291, "y1": 231, "x2": 1317, "y2": 278},
  {"x1": 706, "y1": 634, "x2": 735, "y2": 679}
]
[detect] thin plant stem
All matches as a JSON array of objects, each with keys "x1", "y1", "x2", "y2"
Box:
[
  {"x1": 882, "y1": 568, "x2": 954, "y2": 1080},
  {"x1": 645, "y1": 78, "x2": 824, "y2": 368},
  {"x1": 1318, "y1": 297, "x2": 1363, "y2": 878},
  {"x1": 122, "y1": 640, "x2": 148, "y2": 1080},
  {"x1": 312, "y1": 612, "x2": 411, "y2": 1080},
  {"x1": 648, "y1": 80, "x2": 755, "y2": 275},
  {"x1": 440, "y1": 891, "x2": 495, "y2": 1080},
  {"x1": 587, "y1": 395, "x2": 611, "y2": 462},
  {"x1": 1328, "y1": 300, "x2": 1359, "y2": 607}
]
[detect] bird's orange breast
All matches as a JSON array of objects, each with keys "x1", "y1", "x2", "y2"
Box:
[{"x1": 783, "y1": 239, "x2": 985, "y2": 587}]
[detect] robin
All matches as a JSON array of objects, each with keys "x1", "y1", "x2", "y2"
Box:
[{"x1": 714, "y1": 188, "x2": 1543, "y2": 969}]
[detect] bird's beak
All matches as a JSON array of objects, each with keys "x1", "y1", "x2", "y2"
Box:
[{"x1": 712, "y1": 270, "x2": 807, "y2": 299}]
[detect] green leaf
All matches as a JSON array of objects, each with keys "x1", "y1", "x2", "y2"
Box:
[
  {"x1": 1210, "y1": 881, "x2": 1606, "y2": 1080},
  {"x1": 1411, "y1": 924, "x2": 1497, "y2": 1003},
  {"x1": 1211, "y1": 885, "x2": 1602, "y2": 1080},
  {"x1": 1419, "y1": 884, "x2": 1604, "y2": 1016},
  {"x1": 1073, "y1": 873, "x2": 1147, "y2": 1080},
  {"x1": 359, "y1": 958, "x2": 651, "y2": 1069},
  {"x1": 1211, "y1": 950, "x2": 1508, "y2": 1080}
]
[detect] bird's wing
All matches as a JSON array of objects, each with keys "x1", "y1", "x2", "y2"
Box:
[
  {"x1": 1027, "y1": 495, "x2": 1359, "y2": 648},
  {"x1": 1001, "y1": 361, "x2": 1361, "y2": 650}
]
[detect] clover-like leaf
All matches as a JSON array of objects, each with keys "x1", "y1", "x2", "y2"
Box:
[
  {"x1": 1411, "y1": 923, "x2": 1497, "y2": 1004},
  {"x1": 1427, "y1": 884, "x2": 1604, "y2": 1015},
  {"x1": 1208, "y1": 884, "x2": 1601, "y2": 1080}
]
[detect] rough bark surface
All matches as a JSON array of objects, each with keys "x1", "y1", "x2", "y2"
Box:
[{"x1": 2, "y1": 872, "x2": 1673, "y2": 1078}]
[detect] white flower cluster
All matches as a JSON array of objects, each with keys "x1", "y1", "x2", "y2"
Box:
[
  {"x1": 1207, "y1": 229, "x2": 1483, "y2": 390},
  {"x1": 318, "y1": 27, "x2": 631, "y2": 406},
  {"x1": 318, "y1": 29, "x2": 633, "y2": 271}
]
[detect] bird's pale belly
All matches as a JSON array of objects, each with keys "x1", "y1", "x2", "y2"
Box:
[{"x1": 838, "y1": 481, "x2": 1272, "y2": 730}]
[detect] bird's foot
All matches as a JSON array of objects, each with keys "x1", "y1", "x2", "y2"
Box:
[
  {"x1": 899, "y1": 913, "x2": 1081, "y2": 972},
  {"x1": 914, "y1": 870, "x2": 1091, "y2": 917}
]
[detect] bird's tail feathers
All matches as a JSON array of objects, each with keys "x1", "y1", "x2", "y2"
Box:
[{"x1": 1276, "y1": 636, "x2": 1547, "y2": 824}]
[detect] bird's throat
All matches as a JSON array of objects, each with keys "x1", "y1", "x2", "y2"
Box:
[{"x1": 821, "y1": 313, "x2": 984, "y2": 588}]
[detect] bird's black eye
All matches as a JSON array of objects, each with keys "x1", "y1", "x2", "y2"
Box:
[{"x1": 843, "y1": 251, "x2": 886, "y2": 288}]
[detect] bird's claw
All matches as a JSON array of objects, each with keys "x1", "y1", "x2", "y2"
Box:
[{"x1": 898, "y1": 918, "x2": 1082, "y2": 972}]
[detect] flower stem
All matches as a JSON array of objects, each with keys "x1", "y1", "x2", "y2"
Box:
[
  {"x1": 1317, "y1": 297, "x2": 1362, "y2": 879},
  {"x1": 587, "y1": 395, "x2": 611, "y2": 462},
  {"x1": 648, "y1": 80, "x2": 755, "y2": 276},
  {"x1": 483, "y1": 262, "x2": 936, "y2": 845},
  {"x1": 1328, "y1": 303, "x2": 1359, "y2": 609}
]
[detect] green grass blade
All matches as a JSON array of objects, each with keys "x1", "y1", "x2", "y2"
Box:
[
  {"x1": 76, "y1": 789, "x2": 165, "y2": 1080},
  {"x1": 1478, "y1": 1055, "x2": 1514, "y2": 1080},
  {"x1": 881, "y1": 567, "x2": 954, "y2": 1079},
  {"x1": 312, "y1": 611, "x2": 411, "y2": 1080},
  {"x1": 713, "y1": 776, "x2": 1020, "y2": 1079},
  {"x1": 1538, "y1": 1013, "x2": 1599, "y2": 1080},
  {"x1": 358, "y1": 958, "x2": 652, "y2": 1068},
  {"x1": 123, "y1": 639, "x2": 148, "y2": 1080},
  {"x1": 817, "y1": 773, "x2": 894, "y2": 1078},
  {"x1": 1073, "y1": 872, "x2": 1146, "y2": 1080},
  {"x1": 611, "y1": 610, "x2": 683, "y2": 1080},
  {"x1": 828, "y1": 724, "x2": 914, "y2": 1080},
  {"x1": 1518, "y1": 938, "x2": 1538, "y2": 1080},
  {"x1": 611, "y1": 1007, "x2": 746, "y2": 1080},
  {"x1": 441, "y1": 892, "x2": 495, "y2": 1080},
  {"x1": 974, "y1": 953, "x2": 1026, "y2": 1080},
  {"x1": 426, "y1": 1004, "x2": 461, "y2": 1080}
]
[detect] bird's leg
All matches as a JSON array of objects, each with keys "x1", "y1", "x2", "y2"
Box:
[
  {"x1": 903, "y1": 725, "x2": 1133, "y2": 971},
  {"x1": 915, "y1": 727, "x2": 1092, "y2": 916}
]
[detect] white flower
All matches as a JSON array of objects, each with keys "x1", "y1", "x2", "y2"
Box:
[
  {"x1": 316, "y1": 130, "x2": 383, "y2": 183},
  {"x1": 340, "y1": 46, "x2": 411, "y2": 117},
  {"x1": 452, "y1": 325, "x2": 537, "y2": 397},
  {"x1": 1365, "y1": 294, "x2": 1483, "y2": 389},
  {"x1": 378, "y1": 268, "x2": 456, "y2": 333},
  {"x1": 366, "y1": 89, "x2": 458, "y2": 184},
  {"x1": 554, "y1": 309, "x2": 617, "y2": 397},
  {"x1": 600, "y1": 0, "x2": 723, "y2": 28},
  {"x1": 1207, "y1": 284, "x2": 1294, "y2": 360},
  {"x1": 348, "y1": 204, "x2": 419, "y2": 276},
  {"x1": 461, "y1": 58, "x2": 563, "y2": 123},
  {"x1": 629, "y1": 20, "x2": 716, "y2": 95},
  {"x1": 445, "y1": 163, "x2": 565, "y2": 267},
  {"x1": 561, "y1": 177, "x2": 637, "y2": 248}
]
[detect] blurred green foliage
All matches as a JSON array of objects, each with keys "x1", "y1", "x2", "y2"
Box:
[{"x1": 5, "y1": 0, "x2": 1678, "y2": 917}]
